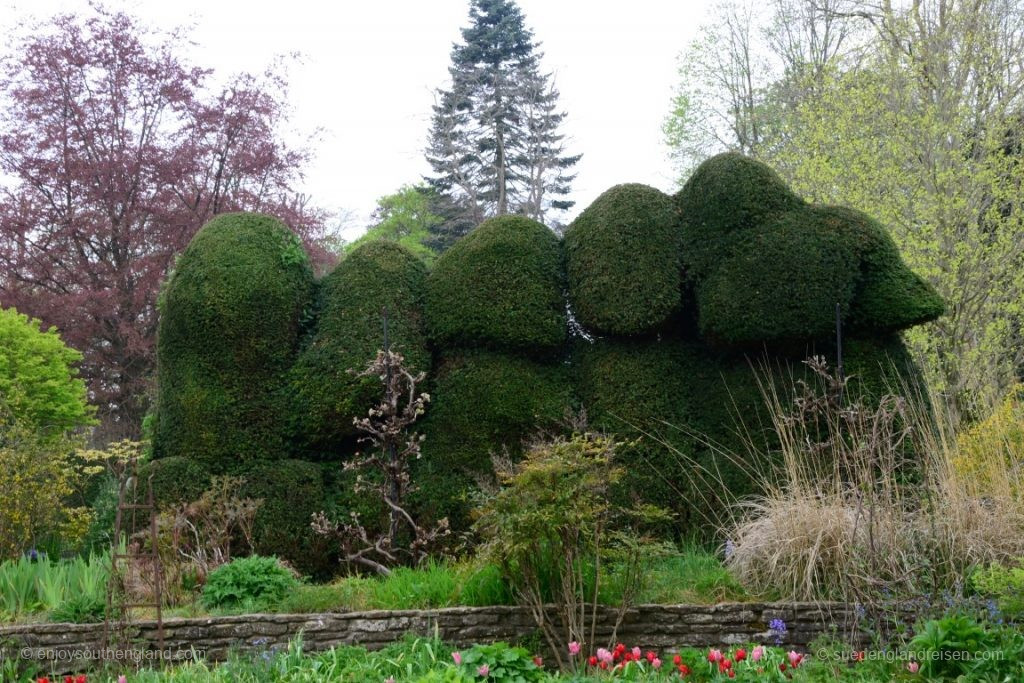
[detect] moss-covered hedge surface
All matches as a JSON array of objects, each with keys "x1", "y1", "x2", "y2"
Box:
[
  {"x1": 412, "y1": 350, "x2": 572, "y2": 529},
  {"x1": 564, "y1": 184, "x2": 682, "y2": 335},
  {"x1": 288, "y1": 241, "x2": 430, "y2": 454},
  {"x1": 153, "y1": 213, "x2": 314, "y2": 472},
  {"x1": 424, "y1": 215, "x2": 566, "y2": 352}
]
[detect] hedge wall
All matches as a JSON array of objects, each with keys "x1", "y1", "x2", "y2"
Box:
[
  {"x1": 412, "y1": 350, "x2": 572, "y2": 530},
  {"x1": 424, "y1": 215, "x2": 566, "y2": 352},
  {"x1": 153, "y1": 213, "x2": 314, "y2": 472},
  {"x1": 288, "y1": 241, "x2": 430, "y2": 454},
  {"x1": 564, "y1": 184, "x2": 682, "y2": 335}
]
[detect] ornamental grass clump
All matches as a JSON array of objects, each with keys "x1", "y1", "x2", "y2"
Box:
[{"x1": 723, "y1": 357, "x2": 1024, "y2": 619}]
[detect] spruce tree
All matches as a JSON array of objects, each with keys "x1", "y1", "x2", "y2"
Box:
[{"x1": 425, "y1": 0, "x2": 579, "y2": 243}]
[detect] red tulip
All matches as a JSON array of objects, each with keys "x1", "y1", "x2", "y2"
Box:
[
  {"x1": 735, "y1": 648, "x2": 746, "y2": 662},
  {"x1": 673, "y1": 654, "x2": 682, "y2": 666},
  {"x1": 646, "y1": 650, "x2": 657, "y2": 663},
  {"x1": 533, "y1": 656, "x2": 542, "y2": 667},
  {"x1": 588, "y1": 656, "x2": 598, "y2": 667}
]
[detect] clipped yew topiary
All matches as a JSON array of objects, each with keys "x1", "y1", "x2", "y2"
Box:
[
  {"x1": 153, "y1": 213, "x2": 314, "y2": 472},
  {"x1": 141, "y1": 456, "x2": 211, "y2": 508},
  {"x1": 695, "y1": 209, "x2": 861, "y2": 346},
  {"x1": 424, "y1": 215, "x2": 566, "y2": 351},
  {"x1": 676, "y1": 152, "x2": 804, "y2": 280},
  {"x1": 238, "y1": 459, "x2": 329, "y2": 576},
  {"x1": 814, "y1": 206, "x2": 945, "y2": 332},
  {"x1": 287, "y1": 241, "x2": 430, "y2": 453},
  {"x1": 677, "y1": 154, "x2": 943, "y2": 348},
  {"x1": 564, "y1": 184, "x2": 682, "y2": 335},
  {"x1": 412, "y1": 350, "x2": 572, "y2": 530}
]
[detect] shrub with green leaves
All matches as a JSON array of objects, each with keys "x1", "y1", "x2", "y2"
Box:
[
  {"x1": 424, "y1": 215, "x2": 566, "y2": 351},
  {"x1": 564, "y1": 184, "x2": 682, "y2": 335},
  {"x1": 412, "y1": 351, "x2": 572, "y2": 530},
  {"x1": 200, "y1": 555, "x2": 298, "y2": 610},
  {"x1": 153, "y1": 212, "x2": 315, "y2": 472},
  {"x1": 0, "y1": 305, "x2": 93, "y2": 432},
  {"x1": 972, "y1": 558, "x2": 1024, "y2": 620},
  {"x1": 288, "y1": 240, "x2": 430, "y2": 454}
]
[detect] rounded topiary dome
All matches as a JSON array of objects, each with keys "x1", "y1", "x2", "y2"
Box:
[
  {"x1": 676, "y1": 152, "x2": 804, "y2": 279},
  {"x1": 412, "y1": 350, "x2": 571, "y2": 530},
  {"x1": 288, "y1": 241, "x2": 429, "y2": 452},
  {"x1": 564, "y1": 184, "x2": 682, "y2": 335},
  {"x1": 424, "y1": 215, "x2": 566, "y2": 351},
  {"x1": 154, "y1": 212, "x2": 314, "y2": 472}
]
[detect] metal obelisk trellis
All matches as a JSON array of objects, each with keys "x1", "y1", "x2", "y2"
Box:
[{"x1": 103, "y1": 458, "x2": 165, "y2": 661}]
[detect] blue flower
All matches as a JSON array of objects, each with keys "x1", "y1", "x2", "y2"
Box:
[{"x1": 768, "y1": 618, "x2": 788, "y2": 645}]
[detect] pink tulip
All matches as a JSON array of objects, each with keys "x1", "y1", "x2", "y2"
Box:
[
  {"x1": 652, "y1": 657, "x2": 662, "y2": 669},
  {"x1": 708, "y1": 648, "x2": 723, "y2": 663},
  {"x1": 631, "y1": 646, "x2": 641, "y2": 660},
  {"x1": 751, "y1": 646, "x2": 764, "y2": 662},
  {"x1": 908, "y1": 661, "x2": 920, "y2": 674},
  {"x1": 597, "y1": 647, "x2": 614, "y2": 664},
  {"x1": 787, "y1": 651, "x2": 803, "y2": 668},
  {"x1": 477, "y1": 663, "x2": 490, "y2": 677},
  {"x1": 568, "y1": 641, "x2": 581, "y2": 656},
  {"x1": 452, "y1": 652, "x2": 462, "y2": 665}
]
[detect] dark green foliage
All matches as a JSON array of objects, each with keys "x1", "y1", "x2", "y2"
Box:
[
  {"x1": 412, "y1": 350, "x2": 572, "y2": 529},
  {"x1": 200, "y1": 555, "x2": 299, "y2": 610},
  {"x1": 288, "y1": 241, "x2": 429, "y2": 452},
  {"x1": 695, "y1": 209, "x2": 861, "y2": 346},
  {"x1": 141, "y1": 456, "x2": 211, "y2": 508},
  {"x1": 424, "y1": 215, "x2": 566, "y2": 351},
  {"x1": 815, "y1": 205, "x2": 946, "y2": 331},
  {"x1": 676, "y1": 152, "x2": 804, "y2": 280},
  {"x1": 575, "y1": 334, "x2": 922, "y2": 531},
  {"x1": 677, "y1": 154, "x2": 943, "y2": 347},
  {"x1": 154, "y1": 213, "x2": 314, "y2": 472},
  {"x1": 237, "y1": 459, "x2": 327, "y2": 575},
  {"x1": 564, "y1": 184, "x2": 682, "y2": 335}
]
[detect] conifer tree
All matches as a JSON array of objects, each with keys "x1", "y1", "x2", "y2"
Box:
[{"x1": 425, "y1": 0, "x2": 579, "y2": 243}]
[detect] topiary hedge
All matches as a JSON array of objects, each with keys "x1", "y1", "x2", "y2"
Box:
[
  {"x1": 816, "y1": 206, "x2": 945, "y2": 332},
  {"x1": 695, "y1": 209, "x2": 861, "y2": 346},
  {"x1": 412, "y1": 350, "x2": 572, "y2": 530},
  {"x1": 141, "y1": 456, "x2": 211, "y2": 509},
  {"x1": 238, "y1": 458, "x2": 329, "y2": 576},
  {"x1": 287, "y1": 241, "x2": 430, "y2": 454},
  {"x1": 424, "y1": 215, "x2": 566, "y2": 352},
  {"x1": 676, "y1": 152, "x2": 804, "y2": 280},
  {"x1": 574, "y1": 333, "x2": 924, "y2": 532},
  {"x1": 677, "y1": 154, "x2": 943, "y2": 348},
  {"x1": 564, "y1": 184, "x2": 682, "y2": 335},
  {"x1": 153, "y1": 213, "x2": 314, "y2": 472}
]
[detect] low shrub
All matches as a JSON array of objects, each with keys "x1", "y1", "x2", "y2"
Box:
[
  {"x1": 971, "y1": 558, "x2": 1024, "y2": 620},
  {"x1": 200, "y1": 555, "x2": 298, "y2": 611}
]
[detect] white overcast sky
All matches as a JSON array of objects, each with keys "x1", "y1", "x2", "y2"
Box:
[{"x1": 2, "y1": 0, "x2": 707, "y2": 241}]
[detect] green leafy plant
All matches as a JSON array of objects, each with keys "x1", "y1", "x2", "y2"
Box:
[
  {"x1": 972, "y1": 558, "x2": 1024, "y2": 620},
  {"x1": 474, "y1": 431, "x2": 670, "y2": 670},
  {"x1": 455, "y1": 642, "x2": 545, "y2": 682},
  {"x1": 200, "y1": 555, "x2": 297, "y2": 610},
  {"x1": 907, "y1": 614, "x2": 993, "y2": 679}
]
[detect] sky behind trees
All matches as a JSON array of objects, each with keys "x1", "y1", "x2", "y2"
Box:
[{"x1": 2, "y1": 0, "x2": 705, "y2": 240}]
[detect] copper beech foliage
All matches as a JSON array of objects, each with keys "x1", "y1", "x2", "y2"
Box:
[{"x1": 0, "y1": 5, "x2": 330, "y2": 437}]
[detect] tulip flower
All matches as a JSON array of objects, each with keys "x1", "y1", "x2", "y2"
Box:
[
  {"x1": 568, "y1": 641, "x2": 580, "y2": 656},
  {"x1": 452, "y1": 652, "x2": 462, "y2": 665},
  {"x1": 908, "y1": 661, "x2": 920, "y2": 674},
  {"x1": 477, "y1": 663, "x2": 490, "y2": 677},
  {"x1": 751, "y1": 646, "x2": 764, "y2": 662}
]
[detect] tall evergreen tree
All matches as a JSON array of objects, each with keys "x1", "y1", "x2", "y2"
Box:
[{"x1": 426, "y1": 0, "x2": 579, "y2": 243}]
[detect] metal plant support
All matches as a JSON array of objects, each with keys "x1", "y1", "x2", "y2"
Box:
[{"x1": 103, "y1": 458, "x2": 165, "y2": 662}]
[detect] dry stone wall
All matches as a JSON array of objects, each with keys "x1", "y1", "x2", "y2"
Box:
[{"x1": 1, "y1": 602, "x2": 862, "y2": 675}]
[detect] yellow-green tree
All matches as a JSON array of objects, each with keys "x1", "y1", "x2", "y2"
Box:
[
  {"x1": 0, "y1": 306, "x2": 95, "y2": 557},
  {"x1": 767, "y1": 2, "x2": 1024, "y2": 419}
]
